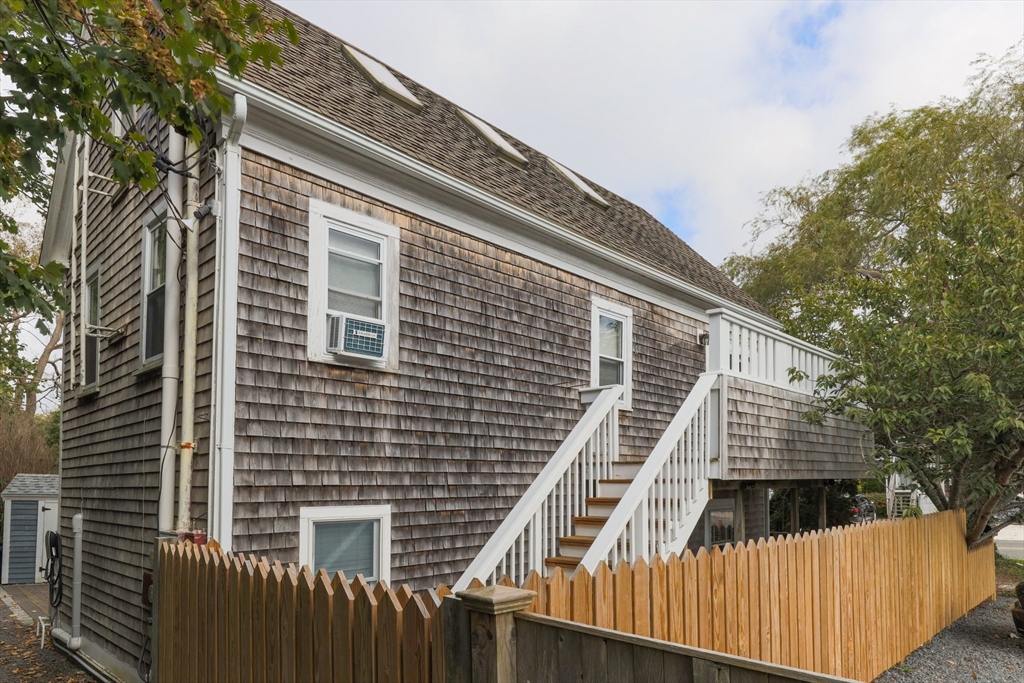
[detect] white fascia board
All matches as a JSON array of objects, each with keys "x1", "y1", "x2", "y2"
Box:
[
  {"x1": 40, "y1": 134, "x2": 77, "y2": 266},
  {"x1": 216, "y1": 73, "x2": 782, "y2": 331}
]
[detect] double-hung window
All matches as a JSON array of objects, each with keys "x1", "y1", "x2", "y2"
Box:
[
  {"x1": 142, "y1": 214, "x2": 167, "y2": 364},
  {"x1": 308, "y1": 199, "x2": 400, "y2": 370},
  {"x1": 590, "y1": 298, "x2": 633, "y2": 409},
  {"x1": 299, "y1": 505, "x2": 391, "y2": 583},
  {"x1": 84, "y1": 267, "x2": 100, "y2": 387}
]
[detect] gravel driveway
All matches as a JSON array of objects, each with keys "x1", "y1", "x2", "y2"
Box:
[{"x1": 875, "y1": 597, "x2": 1023, "y2": 683}]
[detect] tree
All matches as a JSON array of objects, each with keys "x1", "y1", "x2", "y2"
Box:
[
  {"x1": 0, "y1": 0, "x2": 297, "y2": 323},
  {"x1": 724, "y1": 49, "x2": 1024, "y2": 546},
  {"x1": 0, "y1": 198, "x2": 63, "y2": 414}
]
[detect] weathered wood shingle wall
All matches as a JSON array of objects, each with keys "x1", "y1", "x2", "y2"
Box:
[
  {"x1": 724, "y1": 376, "x2": 870, "y2": 481},
  {"x1": 231, "y1": 150, "x2": 707, "y2": 587},
  {"x1": 57, "y1": 122, "x2": 218, "y2": 668}
]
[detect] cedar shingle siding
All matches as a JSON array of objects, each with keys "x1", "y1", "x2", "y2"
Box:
[
  {"x1": 56, "y1": 120, "x2": 219, "y2": 667},
  {"x1": 231, "y1": 151, "x2": 707, "y2": 587},
  {"x1": 724, "y1": 377, "x2": 869, "y2": 480}
]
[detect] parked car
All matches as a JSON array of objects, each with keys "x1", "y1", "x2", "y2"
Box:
[{"x1": 848, "y1": 494, "x2": 877, "y2": 524}]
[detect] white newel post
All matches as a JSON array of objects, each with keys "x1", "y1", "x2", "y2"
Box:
[{"x1": 707, "y1": 311, "x2": 729, "y2": 372}]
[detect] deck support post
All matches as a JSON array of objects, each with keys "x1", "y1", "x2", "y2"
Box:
[
  {"x1": 734, "y1": 490, "x2": 746, "y2": 543},
  {"x1": 818, "y1": 487, "x2": 828, "y2": 530},
  {"x1": 790, "y1": 487, "x2": 800, "y2": 534},
  {"x1": 456, "y1": 586, "x2": 536, "y2": 683}
]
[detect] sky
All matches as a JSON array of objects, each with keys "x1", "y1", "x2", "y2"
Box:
[{"x1": 279, "y1": 0, "x2": 1022, "y2": 266}]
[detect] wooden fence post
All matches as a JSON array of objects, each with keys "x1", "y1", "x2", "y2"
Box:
[{"x1": 456, "y1": 585, "x2": 536, "y2": 683}]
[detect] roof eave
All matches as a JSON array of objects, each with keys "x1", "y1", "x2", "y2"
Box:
[
  {"x1": 40, "y1": 134, "x2": 77, "y2": 267},
  {"x1": 218, "y1": 71, "x2": 782, "y2": 331}
]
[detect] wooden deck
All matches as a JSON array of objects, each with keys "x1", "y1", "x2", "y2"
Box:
[{"x1": 3, "y1": 582, "x2": 51, "y2": 623}]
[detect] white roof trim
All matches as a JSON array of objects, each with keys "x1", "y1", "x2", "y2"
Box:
[
  {"x1": 547, "y1": 158, "x2": 609, "y2": 208},
  {"x1": 40, "y1": 134, "x2": 77, "y2": 266},
  {"x1": 457, "y1": 109, "x2": 528, "y2": 166},
  {"x1": 342, "y1": 45, "x2": 422, "y2": 111},
  {"x1": 217, "y1": 72, "x2": 782, "y2": 330}
]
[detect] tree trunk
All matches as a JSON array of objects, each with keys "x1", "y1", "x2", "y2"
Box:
[
  {"x1": 967, "y1": 445, "x2": 1024, "y2": 546},
  {"x1": 24, "y1": 311, "x2": 63, "y2": 417}
]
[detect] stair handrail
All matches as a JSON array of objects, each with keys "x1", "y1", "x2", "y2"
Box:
[
  {"x1": 576, "y1": 373, "x2": 719, "y2": 574},
  {"x1": 454, "y1": 385, "x2": 624, "y2": 591}
]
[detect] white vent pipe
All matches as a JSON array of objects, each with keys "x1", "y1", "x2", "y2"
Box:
[
  {"x1": 51, "y1": 513, "x2": 83, "y2": 650},
  {"x1": 177, "y1": 135, "x2": 200, "y2": 532},
  {"x1": 157, "y1": 130, "x2": 185, "y2": 533}
]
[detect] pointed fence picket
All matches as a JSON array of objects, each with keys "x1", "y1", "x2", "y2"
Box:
[{"x1": 156, "y1": 510, "x2": 994, "y2": 683}]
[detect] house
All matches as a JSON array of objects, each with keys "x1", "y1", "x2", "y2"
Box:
[
  {"x1": 1, "y1": 474, "x2": 59, "y2": 585},
  {"x1": 39, "y1": 1, "x2": 869, "y2": 679}
]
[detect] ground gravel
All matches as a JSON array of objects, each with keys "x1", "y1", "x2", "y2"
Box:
[
  {"x1": 0, "y1": 598, "x2": 95, "y2": 683},
  {"x1": 875, "y1": 597, "x2": 1024, "y2": 683}
]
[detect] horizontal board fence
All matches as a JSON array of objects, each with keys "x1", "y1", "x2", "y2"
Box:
[{"x1": 156, "y1": 510, "x2": 994, "y2": 683}]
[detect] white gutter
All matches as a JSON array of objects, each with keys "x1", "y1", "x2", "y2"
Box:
[
  {"x1": 157, "y1": 131, "x2": 185, "y2": 533},
  {"x1": 51, "y1": 513, "x2": 83, "y2": 650},
  {"x1": 208, "y1": 93, "x2": 247, "y2": 550},
  {"x1": 216, "y1": 73, "x2": 782, "y2": 331},
  {"x1": 176, "y1": 137, "x2": 201, "y2": 533}
]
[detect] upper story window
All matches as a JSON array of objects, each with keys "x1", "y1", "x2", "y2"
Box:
[
  {"x1": 84, "y1": 267, "x2": 100, "y2": 387},
  {"x1": 142, "y1": 213, "x2": 167, "y2": 364},
  {"x1": 299, "y1": 504, "x2": 391, "y2": 584},
  {"x1": 591, "y1": 298, "x2": 633, "y2": 410},
  {"x1": 307, "y1": 199, "x2": 400, "y2": 371}
]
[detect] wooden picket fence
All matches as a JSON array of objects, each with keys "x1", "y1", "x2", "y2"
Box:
[
  {"x1": 156, "y1": 509, "x2": 994, "y2": 683},
  {"x1": 509, "y1": 510, "x2": 995, "y2": 682}
]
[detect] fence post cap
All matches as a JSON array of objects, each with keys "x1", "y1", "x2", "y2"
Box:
[{"x1": 456, "y1": 586, "x2": 536, "y2": 615}]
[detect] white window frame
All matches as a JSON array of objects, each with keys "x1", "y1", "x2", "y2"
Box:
[
  {"x1": 590, "y1": 297, "x2": 633, "y2": 410},
  {"x1": 307, "y1": 198, "x2": 400, "y2": 371},
  {"x1": 140, "y1": 205, "x2": 167, "y2": 366},
  {"x1": 83, "y1": 263, "x2": 101, "y2": 388},
  {"x1": 298, "y1": 504, "x2": 392, "y2": 584}
]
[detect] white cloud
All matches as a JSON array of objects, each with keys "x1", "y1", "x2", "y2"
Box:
[{"x1": 280, "y1": 0, "x2": 1022, "y2": 265}]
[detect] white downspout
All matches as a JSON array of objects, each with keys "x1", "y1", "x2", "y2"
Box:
[
  {"x1": 209, "y1": 93, "x2": 246, "y2": 550},
  {"x1": 157, "y1": 131, "x2": 185, "y2": 533},
  {"x1": 51, "y1": 513, "x2": 83, "y2": 650},
  {"x1": 79, "y1": 137, "x2": 90, "y2": 388},
  {"x1": 176, "y1": 137, "x2": 201, "y2": 533}
]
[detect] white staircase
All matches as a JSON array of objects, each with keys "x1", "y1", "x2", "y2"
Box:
[{"x1": 454, "y1": 373, "x2": 718, "y2": 590}]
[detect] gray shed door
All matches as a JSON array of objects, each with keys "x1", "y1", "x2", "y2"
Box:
[{"x1": 7, "y1": 500, "x2": 39, "y2": 583}]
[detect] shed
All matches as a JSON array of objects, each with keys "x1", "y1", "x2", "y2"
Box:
[{"x1": 2, "y1": 474, "x2": 59, "y2": 584}]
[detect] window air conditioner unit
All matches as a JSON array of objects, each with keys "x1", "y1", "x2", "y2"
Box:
[{"x1": 327, "y1": 314, "x2": 386, "y2": 359}]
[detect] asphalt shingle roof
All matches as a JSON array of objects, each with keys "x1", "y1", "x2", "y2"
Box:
[
  {"x1": 1, "y1": 474, "x2": 59, "y2": 499},
  {"x1": 246, "y1": 1, "x2": 771, "y2": 318}
]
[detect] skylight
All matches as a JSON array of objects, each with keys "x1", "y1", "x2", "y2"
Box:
[
  {"x1": 547, "y1": 158, "x2": 610, "y2": 208},
  {"x1": 457, "y1": 109, "x2": 528, "y2": 166},
  {"x1": 343, "y1": 45, "x2": 422, "y2": 111}
]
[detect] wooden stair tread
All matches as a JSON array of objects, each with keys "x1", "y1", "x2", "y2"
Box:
[
  {"x1": 559, "y1": 535, "x2": 598, "y2": 548},
  {"x1": 544, "y1": 556, "x2": 582, "y2": 569},
  {"x1": 573, "y1": 516, "x2": 610, "y2": 525},
  {"x1": 598, "y1": 478, "x2": 635, "y2": 484},
  {"x1": 586, "y1": 497, "x2": 623, "y2": 506}
]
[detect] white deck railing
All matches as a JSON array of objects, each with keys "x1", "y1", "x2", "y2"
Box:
[
  {"x1": 453, "y1": 385, "x2": 624, "y2": 591},
  {"x1": 576, "y1": 373, "x2": 718, "y2": 573},
  {"x1": 707, "y1": 309, "x2": 836, "y2": 394}
]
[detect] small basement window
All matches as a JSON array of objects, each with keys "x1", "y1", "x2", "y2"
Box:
[
  {"x1": 141, "y1": 212, "x2": 167, "y2": 364},
  {"x1": 299, "y1": 505, "x2": 391, "y2": 584},
  {"x1": 307, "y1": 199, "x2": 401, "y2": 371},
  {"x1": 343, "y1": 45, "x2": 423, "y2": 111},
  {"x1": 590, "y1": 298, "x2": 633, "y2": 410},
  {"x1": 457, "y1": 109, "x2": 528, "y2": 166}
]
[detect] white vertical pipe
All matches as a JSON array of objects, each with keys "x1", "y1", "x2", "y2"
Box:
[
  {"x1": 177, "y1": 136, "x2": 201, "y2": 532},
  {"x1": 79, "y1": 137, "x2": 90, "y2": 388},
  {"x1": 157, "y1": 129, "x2": 185, "y2": 533}
]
